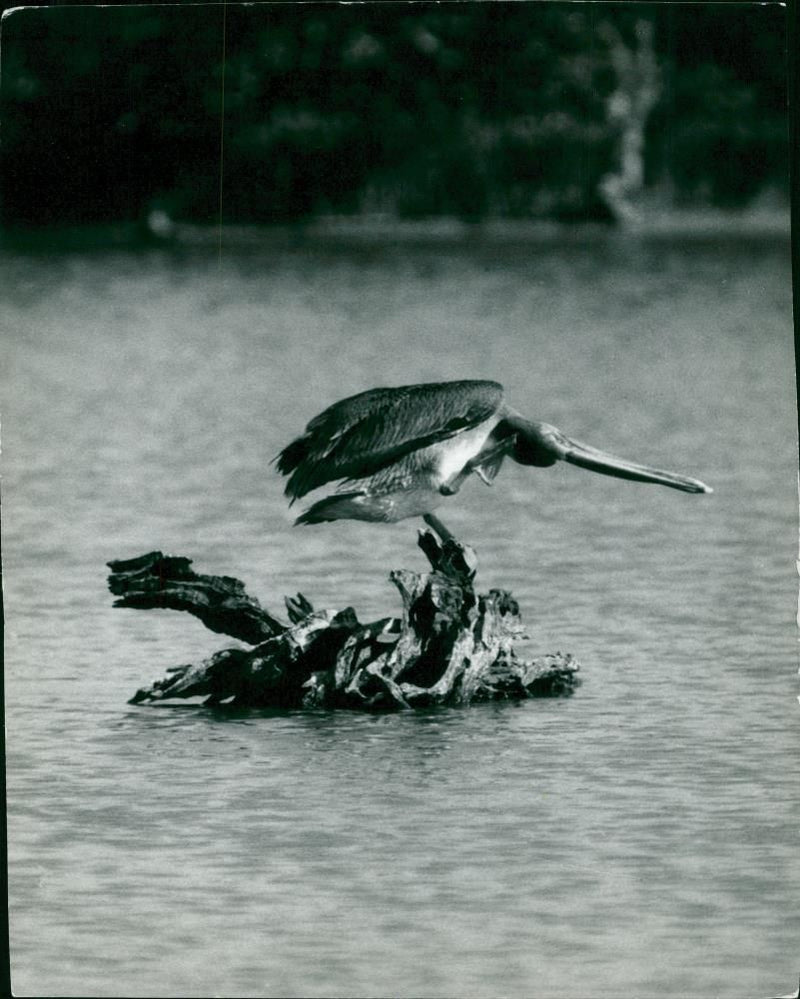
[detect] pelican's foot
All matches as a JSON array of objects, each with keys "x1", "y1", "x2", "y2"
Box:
[
  {"x1": 422, "y1": 513, "x2": 455, "y2": 543},
  {"x1": 418, "y1": 520, "x2": 478, "y2": 581}
]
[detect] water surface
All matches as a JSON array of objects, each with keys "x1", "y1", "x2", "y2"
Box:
[{"x1": 3, "y1": 227, "x2": 797, "y2": 997}]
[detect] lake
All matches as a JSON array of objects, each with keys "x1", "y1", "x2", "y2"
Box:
[{"x1": 3, "y1": 221, "x2": 797, "y2": 998}]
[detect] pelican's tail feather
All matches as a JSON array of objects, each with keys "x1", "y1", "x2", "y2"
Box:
[
  {"x1": 294, "y1": 492, "x2": 367, "y2": 526},
  {"x1": 274, "y1": 435, "x2": 313, "y2": 504},
  {"x1": 274, "y1": 436, "x2": 308, "y2": 475}
]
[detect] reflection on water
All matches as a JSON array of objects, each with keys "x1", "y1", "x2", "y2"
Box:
[{"x1": 3, "y1": 229, "x2": 797, "y2": 998}]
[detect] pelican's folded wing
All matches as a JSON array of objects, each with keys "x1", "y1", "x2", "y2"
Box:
[{"x1": 276, "y1": 380, "x2": 503, "y2": 501}]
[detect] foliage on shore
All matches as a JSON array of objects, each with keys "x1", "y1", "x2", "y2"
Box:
[{"x1": 1, "y1": 3, "x2": 787, "y2": 227}]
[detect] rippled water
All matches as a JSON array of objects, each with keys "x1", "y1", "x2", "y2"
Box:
[{"x1": 3, "y1": 226, "x2": 797, "y2": 997}]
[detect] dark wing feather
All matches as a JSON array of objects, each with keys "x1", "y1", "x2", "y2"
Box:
[{"x1": 276, "y1": 380, "x2": 504, "y2": 501}]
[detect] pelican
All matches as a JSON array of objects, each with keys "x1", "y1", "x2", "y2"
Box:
[{"x1": 276, "y1": 379, "x2": 711, "y2": 540}]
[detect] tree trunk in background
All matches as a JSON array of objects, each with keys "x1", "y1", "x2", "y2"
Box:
[{"x1": 598, "y1": 18, "x2": 661, "y2": 223}]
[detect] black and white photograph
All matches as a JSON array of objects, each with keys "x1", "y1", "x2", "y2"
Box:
[{"x1": 1, "y1": 2, "x2": 796, "y2": 996}]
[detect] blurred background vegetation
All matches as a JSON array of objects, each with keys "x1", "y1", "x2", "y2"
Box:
[{"x1": 0, "y1": 1, "x2": 789, "y2": 230}]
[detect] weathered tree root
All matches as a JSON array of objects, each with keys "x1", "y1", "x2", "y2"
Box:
[{"x1": 109, "y1": 531, "x2": 580, "y2": 711}]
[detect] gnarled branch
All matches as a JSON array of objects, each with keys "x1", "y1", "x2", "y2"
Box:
[{"x1": 112, "y1": 533, "x2": 580, "y2": 711}]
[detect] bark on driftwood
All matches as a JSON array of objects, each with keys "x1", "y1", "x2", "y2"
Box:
[{"x1": 109, "y1": 531, "x2": 579, "y2": 711}]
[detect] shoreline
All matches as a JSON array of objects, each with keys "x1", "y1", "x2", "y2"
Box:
[{"x1": 0, "y1": 207, "x2": 790, "y2": 253}]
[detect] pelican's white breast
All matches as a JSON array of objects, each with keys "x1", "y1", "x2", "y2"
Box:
[{"x1": 430, "y1": 415, "x2": 501, "y2": 484}]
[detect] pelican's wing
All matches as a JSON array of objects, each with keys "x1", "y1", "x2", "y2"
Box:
[{"x1": 276, "y1": 380, "x2": 503, "y2": 501}]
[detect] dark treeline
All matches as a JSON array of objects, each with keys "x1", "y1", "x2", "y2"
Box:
[{"x1": 0, "y1": 2, "x2": 788, "y2": 228}]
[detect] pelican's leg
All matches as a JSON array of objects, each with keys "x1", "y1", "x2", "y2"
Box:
[
  {"x1": 466, "y1": 438, "x2": 512, "y2": 482},
  {"x1": 439, "y1": 477, "x2": 466, "y2": 496},
  {"x1": 422, "y1": 513, "x2": 455, "y2": 543},
  {"x1": 440, "y1": 438, "x2": 513, "y2": 494},
  {"x1": 439, "y1": 437, "x2": 514, "y2": 496},
  {"x1": 471, "y1": 439, "x2": 509, "y2": 466},
  {"x1": 440, "y1": 463, "x2": 490, "y2": 495}
]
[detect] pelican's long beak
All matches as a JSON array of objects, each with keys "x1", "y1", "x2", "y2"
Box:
[{"x1": 561, "y1": 437, "x2": 712, "y2": 494}]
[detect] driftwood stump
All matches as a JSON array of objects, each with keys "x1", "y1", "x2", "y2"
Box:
[{"x1": 109, "y1": 531, "x2": 579, "y2": 711}]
